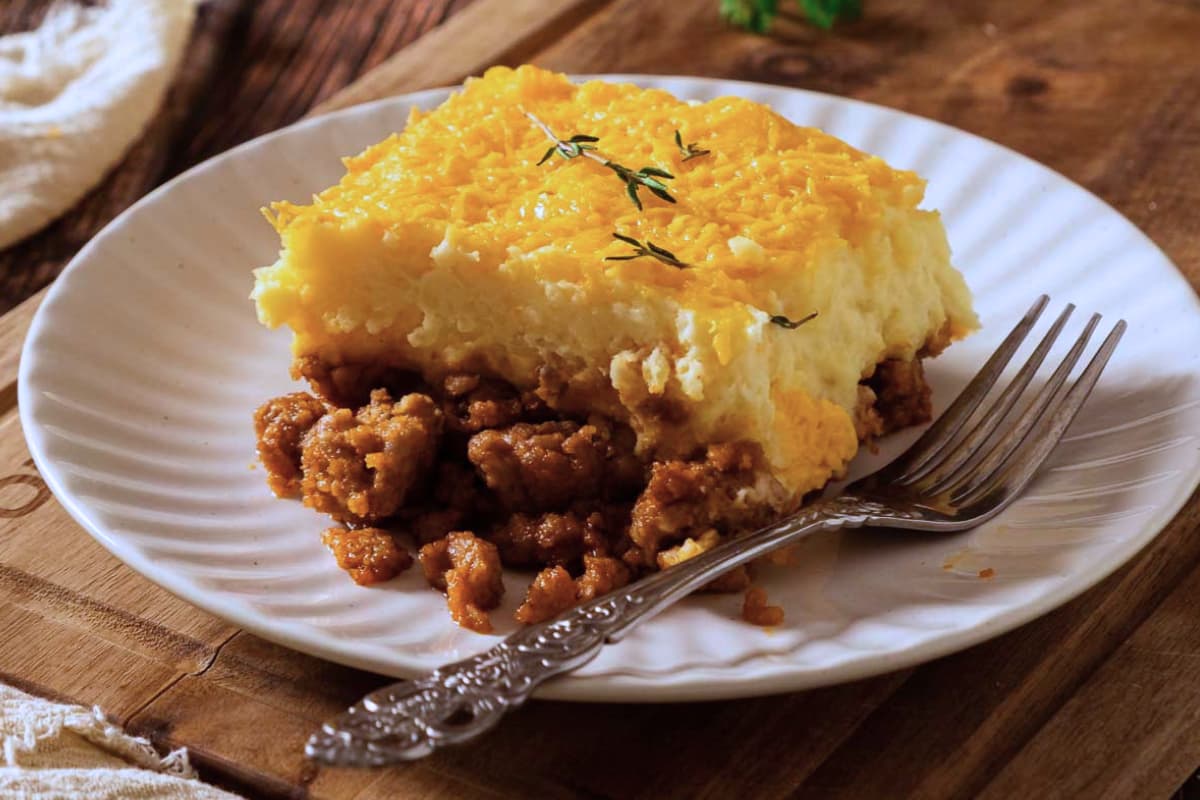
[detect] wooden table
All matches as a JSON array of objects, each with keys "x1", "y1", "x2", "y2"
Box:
[{"x1": 2, "y1": 1, "x2": 1198, "y2": 797}]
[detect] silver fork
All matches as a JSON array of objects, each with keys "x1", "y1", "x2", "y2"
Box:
[{"x1": 306, "y1": 295, "x2": 1125, "y2": 766}]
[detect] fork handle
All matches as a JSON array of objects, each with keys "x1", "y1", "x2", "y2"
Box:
[{"x1": 307, "y1": 495, "x2": 892, "y2": 766}]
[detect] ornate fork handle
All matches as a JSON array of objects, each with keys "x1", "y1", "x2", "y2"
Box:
[{"x1": 307, "y1": 494, "x2": 910, "y2": 766}]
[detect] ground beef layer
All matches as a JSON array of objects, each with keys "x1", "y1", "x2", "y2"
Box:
[{"x1": 254, "y1": 359, "x2": 933, "y2": 632}]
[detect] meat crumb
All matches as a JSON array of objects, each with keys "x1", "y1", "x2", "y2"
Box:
[
  {"x1": 869, "y1": 359, "x2": 933, "y2": 433},
  {"x1": 978, "y1": 567, "x2": 995, "y2": 579},
  {"x1": 514, "y1": 566, "x2": 578, "y2": 624},
  {"x1": 576, "y1": 555, "x2": 631, "y2": 602},
  {"x1": 853, "y1": 384, "x2": 885, "y2": 443},
  {"x1": 253, "y1": 392, "x2": 327, "y2": 497},
  {"x1": 742, "y1": 586, "x2": 784, "y2": 626},
  {"x1": 294, "y1": 356, "x2": 426, "y2": 408},
  {"x1": 487, "y1": 510, "x2": 605, "y2": 568},
  {"x1": 467, "y1": 418, "x2": 643, "y2": 514},
  {"x1": 301, "y1": 390, "x2": 442, "y2": 524},
  {"x1": 321, "y1": 527, "x2": 412, "y2": 585},
  {"x1": 467, "y1": 421, "x2": 607, "y2": 512},
  {"x1": 418, "y1": 531, "x2": 504, "y2": 633},
  {"x1": 515, "y1": 555, "x2": 632, "y2": 624},
  {"x1": 441, "y1": 373, "x2": 530, "y2": 433},
  {"x1": 628, "y1": 443, "x2": 763, "y2": 566}
]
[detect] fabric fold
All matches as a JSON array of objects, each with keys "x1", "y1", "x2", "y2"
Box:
[
  {"x1": 0, "y1": 0, "x2": 197, "y2": 249},
  {"x1": 0, "y1": 682, "x2": 241, "y2": 799}
]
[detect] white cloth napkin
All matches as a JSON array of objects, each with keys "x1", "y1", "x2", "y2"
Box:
[
  {"x1": 0, "y1": 0, "x2": 196, "y2": 249},
  {"x1": 0, "y1": 682, "x2": 241, "y2": 799}
]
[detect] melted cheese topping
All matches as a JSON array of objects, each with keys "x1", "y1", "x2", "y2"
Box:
[{"x1": 254, "y1": 65, "x2": 977, "y2": 505}]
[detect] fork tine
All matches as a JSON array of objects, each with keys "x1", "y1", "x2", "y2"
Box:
[
  {"x1": 875, "y1": 294, "x2": 1050, "y2": 484},
  {"x1": 906, "y1": 303, "x2": 1075, "y2": 489},
  {"x1": 941, "y1": 312, "x2": 1102, "y2": 501},
  {"x1": 952, "y1": 320, "x2": 1126, "y2": 514}
]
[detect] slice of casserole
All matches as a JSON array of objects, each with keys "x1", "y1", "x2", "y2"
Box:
[{"x1": 251, "y1": 66, "x2": 977, "y2": 631}]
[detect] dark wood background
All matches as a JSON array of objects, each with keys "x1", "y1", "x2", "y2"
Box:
[{"x1": 1, "y1": 1, "x2": 1199, "y2": 798}]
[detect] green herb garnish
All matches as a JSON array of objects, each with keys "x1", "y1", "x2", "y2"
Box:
[
  {"x1": 720, "y1": 0, "x2": 862, "y2": 33},
  {"x1": 769, "y1": 311, "x2": 819, "y2": 329},
  {"x1": 537, "y1": 133, "x2": 599, "y2": 165},
  {"x1": 605, "y1": 233, "x2": 689, "y2": 269},
  {"x1": 605, "y1": 164, "x2": 676, "y2": 210},
  {"x1": 675, "y1": 130, "x2": 711, "y2": 162},
  {"x1": 524, "y1": 110, "x2": 677, "y2": 211}
]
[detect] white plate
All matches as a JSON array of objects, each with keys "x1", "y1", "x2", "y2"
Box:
[{"x1": 19, "y1": 76, "x2": 1200, "y2": 702}]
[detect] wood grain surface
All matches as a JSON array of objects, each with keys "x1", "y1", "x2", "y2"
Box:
[{"x1": 1, "y1": 1, "x2": 1198, "y2": 798}]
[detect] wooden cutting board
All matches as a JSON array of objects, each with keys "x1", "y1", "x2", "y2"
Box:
[{"x1": 2, "y1": 1, "x2": 1199, "y2": 797}]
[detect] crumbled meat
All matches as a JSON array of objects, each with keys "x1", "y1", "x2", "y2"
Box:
[
  {"x1": 466, "y1": 417, "x2": 645, "y2": 514},
  {"x1": 742, "y1": 586, "x2": 784, "y2": 626},
  {"x1": 590, "y1": 416, "x2": 647, "y2": 500},
  {"x1": 869, "y1": 358, "x2": 933, "y2": 433},
  {"x1": 514, "y1": 566, "x2": 578, "y2": 624},
  {"x1": 856, "y1": 357, "x2": 933, "y2": 440},
  {"x1": 418, "y1": 538, "x2": 452, "y2": 590},
  {"x1": 432, "y1": 460, "x2": 495, "y2": 517},
  {"x1": 532, "y1": 365, "x2": 569, "y2": 409},
  {"x1": 627, "y1": 443, "x2": 763, "y2": 567},
  {"x1": 418, "y1": 531, "x2": 504, "y2": 633},
  {"x1": 295, "y1": 356, "x2": 426, "y2": 408},
  {"x1": 440, "y1": 373, "x2": 549, "y2": 433},
  {"x1": 253, "y1": 392, "x2": 327, "y2": 497},
  {"x1": 532, "y1": 364, "x2": 624, "y2": 421},
  {"x1": 467, "y1": 421, "x2": 607, "y2": 511},
  {"x1": 442, "y1": 374, "x2": 479, "y2": 397},
  {"x1": 441, "y1": 373, "x2": 522, "y2": 433},
  {"x1": 707, "y1": 442, "x2": 756, "y2": 473},
  {"x1": 321, "y1": 527, "x2": 412, "y2": 585},
  {"x1": 514, "y1": 555, "x2": 632, "y2": 624},
  {"x1": 487, "y1": 511, "x2": 605, "y2": 567},
  {"x1": 406, "y1": 461, "x2": 496, "y2": 544},
  {"x1": 300, "y1": 390, "x2": 442, "y2": 524},
  {"x1": 268, "y1": 356, "x2": 938, "y2": 630},
  {"x1": 575, "y1": 555, "x2": 631, "y2": 602},
  {"x1": 433, "y1": 460, "x2": 477, "y2": 506},
  {"x1": 853, "y1": 384, "x2": 885, "y2": 442},
  {"x1": 588, "y1": 503, "x2": 635, "y2": 559}
]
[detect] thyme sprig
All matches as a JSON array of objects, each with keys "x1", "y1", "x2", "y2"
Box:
[
  {"x1": 769, "y1": 311, "x2": 819, "y2": 329},
  {"x1": 524, "y1": 110, "x2": 677, "y2": 211},
  {"x1": 536, "y1": 133, "x2": 599, "y2": 165},
  {"x1": 607, "y1": 163, "x2": 676, "y2": 210},
  {"x1": 605, "y1": 233, "x2": 689, "y2": 269},
  {"x1": 674, "y1": 130, "x2": 711, "y2": 162}
]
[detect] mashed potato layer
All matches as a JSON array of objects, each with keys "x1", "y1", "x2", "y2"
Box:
[{"x1": 253, "y1": 65, "x2": 976, "y2": 505}]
